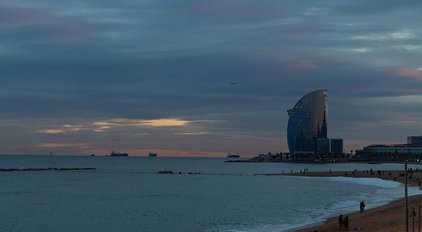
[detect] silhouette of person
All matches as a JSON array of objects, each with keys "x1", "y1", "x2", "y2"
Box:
[
  {"x1": 343, "y1": 216, "x2": 349, "y2": 231},
  {"x1": 338, "y1": 214, "x2": 343, "y2": 230},
  {"x1": 360, "y1": 201, "x2": 365, "y2": 212}
]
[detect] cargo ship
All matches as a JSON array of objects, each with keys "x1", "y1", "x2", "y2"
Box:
[{"x1": 109, "y1": 151, "x2": 129, "y2": 157}]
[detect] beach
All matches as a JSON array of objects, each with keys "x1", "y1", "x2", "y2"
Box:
[{"x1": 275, "y1": 169, "x2": 422, "y2": 232}]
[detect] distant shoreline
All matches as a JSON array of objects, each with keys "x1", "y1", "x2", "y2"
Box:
[
  {"x1": 0, "y1": 167, "x2": 95, "y2": 172},
  {"x1": 227, "y1": 159, "x2": 422, "y2": 165}
]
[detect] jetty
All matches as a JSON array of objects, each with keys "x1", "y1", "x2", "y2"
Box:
[{"x1": 0, "y1": 167, "x2": 96, "y2": 172}]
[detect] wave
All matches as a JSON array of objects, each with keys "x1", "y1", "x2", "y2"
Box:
[
  {"x1": 324, "y1": 176, "x2": 401, "y2": 188},
  {"x1": 210, "y1": 220, "x2": 326, "y2": 232},
  {"x1": 324, "y1": 176, "x2": 422, "y2": 207}
]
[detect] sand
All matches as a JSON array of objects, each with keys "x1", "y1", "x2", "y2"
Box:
[{"x1": 261, "y1": 169, "x2": 422, "y2": 232}]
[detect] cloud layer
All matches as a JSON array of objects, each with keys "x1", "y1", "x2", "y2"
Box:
[{"x1": 1, "y1": 0, "x2": 422, "y2": 156}]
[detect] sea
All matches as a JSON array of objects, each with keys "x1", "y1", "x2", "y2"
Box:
[{"x1": 0, "y1": 155, "x2": 421, "y2": 232}]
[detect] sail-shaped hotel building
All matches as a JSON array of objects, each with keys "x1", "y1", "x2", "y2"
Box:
[{"x1": 287, "y1": 89, "x2": 328, "y2": 154}]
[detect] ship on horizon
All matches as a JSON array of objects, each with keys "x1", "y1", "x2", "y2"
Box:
[
  {"x1": 109, "y1": 151, "x2": 129, "y2": 157},
  {"x1": 148, "y1": 152, "x2": 157, "y2": 157},
  {"x1": 227, "y1": 153, "x2": 240, "y2": 159}
]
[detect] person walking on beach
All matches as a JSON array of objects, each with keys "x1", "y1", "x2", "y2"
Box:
[
  {"x1": 343, "y1": 216, "x2": 349, "y2": 231},
  {"x1": 360, "y1": 201, "x2": 365, "y2": 212},
  {"x1": 338, "y1": 214, "x2": 343, "y2": 230}
]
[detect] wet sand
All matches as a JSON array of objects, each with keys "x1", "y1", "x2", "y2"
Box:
[{"x1": 261, "y1": 169, "x2": 422, "y2": 232}]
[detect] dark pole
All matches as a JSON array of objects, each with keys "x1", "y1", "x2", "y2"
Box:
[
  {"x1": 413, "y1": 207, "x2": 415, "y2": 232},
  {"x1": 406, "y1": 160, "x2": 409, "y2": 232},
  {"x1": 419, "y1": 205, "x2": 421, "y2": 232}
]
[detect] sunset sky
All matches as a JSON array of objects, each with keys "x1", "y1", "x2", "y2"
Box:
[{"x1": 1, "y1": 0, "x2": 422, "y2": 156}]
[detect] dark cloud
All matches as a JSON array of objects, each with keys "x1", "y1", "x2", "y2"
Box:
[{"x1": 1, "y1": 0, "x2": 422, "y2": 156}]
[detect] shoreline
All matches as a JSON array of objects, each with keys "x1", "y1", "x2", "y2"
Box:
[
  {"x1": 265, "y1": 169, "x2": 422, "y2": 232},
  {"x1": 296, "y1": 195, "x2": 422, "y2": 232},
  {"x1": 259, "y1": 169, "x2": 422, "y2": 187}
]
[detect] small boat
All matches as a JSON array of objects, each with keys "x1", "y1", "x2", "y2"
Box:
[
  {"x1": 109, "y1": 151, "x2": 129, "y2": 157},
  {"x1": 157, "y1": 169, "x2": 174, "y2": 174},
  {"x1": 90, "y1": 153, "x2": 95, "y2": 157},
  {"x1": 227, "y1": 153, "x2": 240, "y2": 158},
  {"x1": 148, "y1": 152, "x2": 157, "y2": 157}
]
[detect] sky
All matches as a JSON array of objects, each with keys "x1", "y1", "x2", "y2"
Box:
[{"x1": 1, "y1": 0, "x2": 422, "y2": 157}]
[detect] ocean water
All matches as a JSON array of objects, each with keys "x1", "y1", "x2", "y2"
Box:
[{"x1": 0, "y1": 155, "x2": 420, "y2": 232}]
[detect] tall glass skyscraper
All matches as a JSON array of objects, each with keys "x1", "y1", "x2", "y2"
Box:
[{"x1": 287, "y1": 89, "x2": 328, "y2": 154}]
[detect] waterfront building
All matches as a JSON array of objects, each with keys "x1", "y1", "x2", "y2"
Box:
[
  {"x1": 317, "y1": 138, "x2": 330, "y2": 154},
  {"x1": 330, "y1": 139, "x2": 344, "y2": 154},
  {"x1": 355, "y1": 136, "x2": 422, "y2": 161},
  {"x1": 356, "y1": 144, "x2": 422, "y2": 162},
  {"x1": 408, "y1": 136, "x2": 422, "y2": 146},
  {"x1": 287, "y1": 89, "x2": 328, "y2": 154},
  {"x1": 360, "y1": 144, "x2": 422, "y2": 154}
]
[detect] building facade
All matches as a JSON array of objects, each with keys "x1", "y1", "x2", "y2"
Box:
[
  {"x1": 317, "y1": 138, "x2": 330, "y2": 154},
  {"x1": 287, "y1": 89, "x2": 328, "y2": 154},
  {"x1": 408, "y1": 136, "x2": 422, "y2": 146},
  {"x1": 355, "y1": 136, "x2": 422, "y2": 161},
  {"x1": 360, "y1": 144, "x2": 422, "y2": 154},
  {"x1": 330, "y1": 139, "x2": 344, "y2": 154}
]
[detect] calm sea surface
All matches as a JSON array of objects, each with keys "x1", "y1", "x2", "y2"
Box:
[{"x1": 0, "y1": 155, "x2": 421, "y2": 232}]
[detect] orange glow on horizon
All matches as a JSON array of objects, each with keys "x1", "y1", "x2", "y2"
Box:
[
  {"x1": 36, "y1": 143, "x2": 88, "y2": 148},
  {"x1": 38, "y1": 129, "x2": 66, "y2": 134},
  {"x1": 140, "y1": 118, "x2": 189, "y2": 127}
]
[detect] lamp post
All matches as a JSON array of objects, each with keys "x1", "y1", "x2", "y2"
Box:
[{"x1": 406, "y1": 160, "x2": 409, "y2": 232}]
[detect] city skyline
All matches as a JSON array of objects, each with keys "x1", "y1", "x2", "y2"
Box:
[{"x1": 1, "y1": 1, "x2": 422, "y2": 156}]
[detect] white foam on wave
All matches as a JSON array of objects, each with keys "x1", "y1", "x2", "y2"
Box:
[
  {"x1": 325, "y1": 176, "x2": 422, "y2": 206},
  {"x1": 325, "y1": 176, "x2": 401, "y2": 188},
  {"x1": 211, "y1": 220, "x2": 324, "y2": 232},
  {"x1": 325, "y1": 176, "x2": 422, "y2": 208}
]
